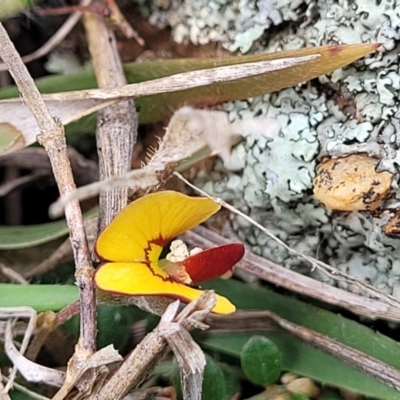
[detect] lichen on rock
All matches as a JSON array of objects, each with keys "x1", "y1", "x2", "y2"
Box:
[
  {"x1": 139, "y1": 0, "x2": 400, "y2": 299},
  {"x1": 136, "y1": 0, "x2": 316, "y2": 53}
]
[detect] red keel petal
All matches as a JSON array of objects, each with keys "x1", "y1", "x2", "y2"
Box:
[{"x1": 182, "y1": 243, "x2": 245, "y2": 284}]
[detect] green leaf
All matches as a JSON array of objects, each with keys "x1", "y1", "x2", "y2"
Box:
[
  {"x1": 129, "y1": 44, "x2": 379, "y2": 124},
  {"x1": 9, "y1": 389, "x2": 35, "y2": 400},
  {"x1": 202, "y1": 355, "x2": 226, "y2": 400},
  {"x1": 0, "y1": 219, "x2": 69, "y2": 250},
  {"x1": 240, "y1": 335, "x2": 282, "y2": 386},
  {"x1": 291, "y1": 395, "x2": 310, "y2": 400},
  {"x1": 0, "y1": 209, "x2": 97, "y2": 249},
  {"x1": 0, "y1": 284, "x2": 78, "y2": 311},
  {"x1": 221, "y1": 365, "x2": 241, "y2": 400},
  {"x1": 62, "y1": 305, "x2": 144, "y2": 350},
  {"x1": 0, "y1": 44, "x2": 379, "y2": 133},
  {"x1": 201, "y1": 279, "x2": 400, "y2": 399},
  {"x1": 96, "y1": 305, "x2": 131, "y2": 350}
]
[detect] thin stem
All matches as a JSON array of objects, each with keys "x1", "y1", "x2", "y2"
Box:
[{"x1": 0, "y1": 22, "x2": 97, "y2": 353}]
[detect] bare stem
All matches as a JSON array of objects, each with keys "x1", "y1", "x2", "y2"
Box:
[
  {"x1": 0, "y1": 23, "x2": 96, "y2": 353},
  {"x1": 83, "y1": 4, "x2": 137, "y2": 234}
]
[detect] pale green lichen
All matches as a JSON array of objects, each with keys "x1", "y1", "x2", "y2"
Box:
[
  {"x1": 137, "y1": 0, "x2": 315, "y2": 52},
  {"x1": 140, "y1": 0, "x2": 400, "y2": 299}
]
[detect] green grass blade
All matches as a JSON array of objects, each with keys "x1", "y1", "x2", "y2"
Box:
[
  {"x1": 0, "y1": 284, "x2": 78, "y2": 311},
  {"x1": 0, "y1": 220, "x2": 69, "y2": 250},
  {"x1": 0, "y1": 44, "x2": 378, "y2": 131},
  {"x1": 203, "y1": 332, "x2": 400, "y2": 400},
  {"x1": 0, "y1": 209, "x2": 97, "y2": 249},
  {"x1": 202, "y1": 279, "x2": 400, "y2": 398}
]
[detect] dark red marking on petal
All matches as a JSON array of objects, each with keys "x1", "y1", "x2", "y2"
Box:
[
  {"x1": 182, "y1": 243, "x2": 245, "y2": 285},
  {"x1": 143, "y1": 236, "x2": 172, "y2": 280},
  {"x1": 144, "y1": 259, "x2": 176, "y2": 282},
  {"x1": 144, "y1": 236, "x2": 169, "y2": 260},
  {"x1": 151, "y1": 235, "x2": 169, "y2": 247}
]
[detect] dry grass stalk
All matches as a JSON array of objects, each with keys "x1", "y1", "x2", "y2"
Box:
[
  {"x1": 1, "y1": 307, "x2": 37, "y2": 392},
  {"x1": 0, "y1": 19, "x2": 97, "y2": 393},
  {"x1": 83, "y1": 5, "x2": 137, "y2": 234},
  {"x1": 185, "y1": 226, "x2": 400, "y2": 323},
  {"x1": 0, "y1": 0, "x2": 92, "y2": 73},
  {"x1": 175, "y1": 172, "x2": 400, "y2": 311},
  {"x1": 93, "y1": 291, "x2": 216, "y2": 400}
]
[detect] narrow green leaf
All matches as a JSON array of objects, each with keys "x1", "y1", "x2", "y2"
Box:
[
  {"x1": 0, "y1": 44, "x2": 378, "y2": 154},
  {"x1": 201, "y1": 355, "x2": 226, "y2": 400},
  {"x1": 204, "y1": 280, "x2": 400, "y2": 368},
  {"x1": 0, "y1": 220, "x2": 69, "y2": 250},
  {"x1": 130, "y1": 43, "x2": 379, "y2": 124},
  {"x1": 0, "y1": 44, "x2": 379, "y2": 128},
  {"x1": 0, "y1": 209, "x2": 97, "y2": 249},
  {"x1": 0, "y1": 284, "x2": 78, "y2": 311},
  {"x1": 202, "y1": 279, "x2": 400, "y2": 399}
]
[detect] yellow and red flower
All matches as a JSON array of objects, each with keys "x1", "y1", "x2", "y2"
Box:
[{"x1": 94, "y1": 191, "x2": 244, "y2": 314}]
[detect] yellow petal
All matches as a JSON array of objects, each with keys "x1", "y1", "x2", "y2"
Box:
[
  {"x1": 95, "y1": 261, "x2": 235, "y2": 314},
  {"x1": 96, "y1": 191, "x2": 220, "y2": 263}
]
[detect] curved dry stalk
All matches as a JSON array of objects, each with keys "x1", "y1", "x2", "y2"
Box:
[
  {"x1": 1, "y1": 307, "x2": 37, "y2": 393},
  {"x1": 183, "y1": 226, "x2": 400, "y2": 323}
]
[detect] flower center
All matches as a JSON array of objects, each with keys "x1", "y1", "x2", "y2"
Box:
[{"x1": 158, "y1": 240, "x2": 203, "y2": 285}]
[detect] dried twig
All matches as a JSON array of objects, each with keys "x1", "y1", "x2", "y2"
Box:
[
  {"x1": 25, "y1": 217, "x2": 97, "y2": 279},
  {"x1": 104, "y1": 0, "x2": 144, "y2": 44},
  {"x1": 183, "y1": 226, "x2": 400, "y2": 323},
  {"x1": 5, "y1": 319, "x2": 66, "y2": 387},
  {"x1": 0, "y1": 22, "x2": 96, "y2": 354},
  {"x1": 83, "y1": 2, "x2": 137, "y2": 233},
  {"x1": 0, "y1": 147, "x2": 99, "y2": 185},
  {"x1": 94, "y1": 291, "x2": 216, "y2": 400},
  {"x1": 0, "y1": 373, "x2": 11, "y2": 400},
  {"x1": 0, "y1": 170, "x2": 50, "y2": 196},
  {"x1": 52, "y1": 345, "x2": 122, "y2": 400},
  {"x1": 0, "y1": 307, "x2": 37, "y2": 393},
  {"x1": 51, "y1": 169, "x2": 158, "y2": 217},
  {"x1": 1, "y1": 376, "x2": 50, "y2": 400},
  {"x1": 24, "y1": 238, "x2": 73, "y2": 279},
  {"x1": 0, "y1": 263, "x2": 28, "y2": 284},
  {"x1": 0, "y1": 0, "x2": 92, "y2": 72},
  {"x1": 40, "y1": 55, "x2": 320, "y2": 102}
]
